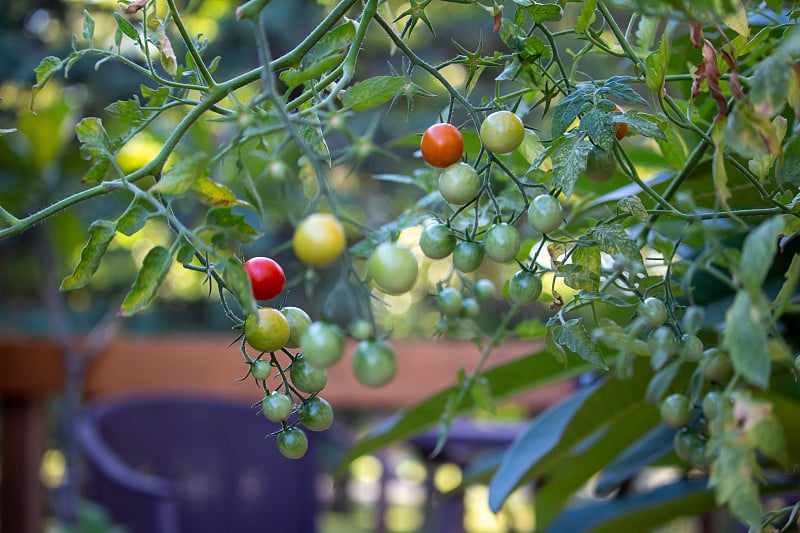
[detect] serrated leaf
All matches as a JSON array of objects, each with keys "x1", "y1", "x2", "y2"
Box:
[
  {"x1": 204, "y1": 207, "x2": 261, "y2": 244},
  {"x1": 191, "y1": 177, "x2": 250, "y2": 208},
  {"x1": 30, "y1": 56, "x2": 63, "y2": 111},
  {"x1": 343, "y1": 76, "x2": 406, "y2": 111},
  {"x1": 552, "y1": 139, "x2": 593, "y2": 200},
  {"x1": 740, "y1": 216, "x2": 783, "y2": 295},
  {"x1": 552, "y1": 318, "x2": 607, "y2": 369},
  {"x1": 581, "y1": 109, "x2": 614, "y2": 151},
  {"x1": 105, "y1": 99, "x2": 145, "y2": 128},
  {"x1": 723, "y1": 290, "x2": 770, "y2": 389},
  {"x1": 113, "y1": 12, "x2": 140, "y2": 43},
  {"x1": 617, "y1": 112, "x2": 666, "y2": 140},
  {"x1": 617, "y1": 195, "x2": 648, "y2": 221},
  {"x1": 59, "y1": 220, "x2": 116, "y2": 291},
  {"x1": 599, "y1": 77, "x2": 649, "y2": 107},
  {"x1": 583, "y1": 224, "x2": 643, "y2": 267},
  {"x1": 565, "y1": 246, "x2": 600, "y2": 291},
  {"x1": 551, "y1": 86, "x2": 593, "y2": 137},
  {"x1": 119, "y1": 245, "x2": 172, "y2": 316},
  {"x1": 513, "y1": 0, "x2": 562, "y2": 22},
  {"x1": 151, "y1": 152, "x2": 208, "y2": 195}
]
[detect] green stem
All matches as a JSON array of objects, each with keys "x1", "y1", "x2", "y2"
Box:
[{"x1": 166, "y1": 0, "x2": 216, "y2": 88}]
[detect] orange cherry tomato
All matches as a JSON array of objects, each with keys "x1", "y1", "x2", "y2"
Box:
[
  {"x1": 613, "y1": 104, "x2": 628, "y2": 140},
  {"x1": 420, "y1": 123, "x2": 464, "y2": 168}
]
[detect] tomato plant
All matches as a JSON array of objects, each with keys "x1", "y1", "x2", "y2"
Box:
[{"x1": 9, "y1": 0, "x2": 800, "y2": 528}]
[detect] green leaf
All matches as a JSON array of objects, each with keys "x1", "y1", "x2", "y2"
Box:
[
  {"x1": 645, "y1": 49, "x2": 666, "y2": 92},
  {"x1": 343, "y1": 76, "x2": 407, "y2": 111},
  {"x1": 565, "y1": 246, "x2": 600, "y2": 291},
  {"x1": 551, "y1": 86, "x2": 592, "y2": 137},
  {"x1": 617, "y1": 195, "x2": 647, "y2": 221},
  {"x1": 645, "y1": 360, "x2": 682, "y2": 404},
  {"x1": 59, "y1": 220, "x2": 117, "y2": 291},
  {"x1": 712, "y1": 123, "x2": 733, "y2": 214},
  {"x1": 552, "y1": 318, "x2": 607, "y2": 370},
  {"x1": 75, "y1": 117, "x2": 111, "y2": 160},
  {"x1": 116, "y1": 203, "x2": 151, "y2": 236},
  {"x1": 204, "y1": 207, "x2": 261, "y2": 245},
  {"x1": 709, "y1": 441, "x2": 763, "y2": 527},
  {"x1": 595, "y1": 423, "x2": 675, "y2": 496},
  {"x1": 470, "y1": 375, "x2": 495, "y2": 414},
  {"x1": 534, "y1": 406, "x2": 659, "y2": 530},
  {"x1": 575, "y1": 0, "x2": 596, "y2": 33},
  {"x1": 723, "y1": 290, "x2": 771, "y2": 389},
  {"x1": 740, "y1": 216, "x2": 783, "y2": 295},
  {"x1": 776, "y1": 133, "x2": 800, "y2": 186},
  {"x1": 599, "y1": 77, "x2": 649, "y2": 107},
  {"x1": 82, "y1": 10, "x2": 95, "y2": 42},
  {"x1": 617, "y1": 112, "x2": 666, "y2": 140},
  {"x1": 581, "y1": 109, "x2": 614, "y2": 151},
  {"x1": 119, "y1": 245, "x2": 173, "y2": 316},
  {"x1": 724, "y1": 102, "x2": 782, "y2": 159},
  {"x1": 582, "y1": 224, "x2": 643, "y2": 267},
  {"x1": 772, "y1": 252, "x2": 800, "y2": 319},
  {"x1": 513, "y1": 0, "x2": 562, "y2": 22},
  {"x1": 30, "y1": 56, "x2": 63, "y2": 111},
  {"x1": 547, "y1": 480, "x2": 715, "y2": 533},
  {"x1": 487, "y1": 359, "x2": 653, "y2": 512},
  {"x1": 105, "y1": 99, "x2": 146, "y2": 128},
  {"x1": 280, "y1": 20, "x2": 354, "y2": 88},
  {"x1": 635, "y1": 15, "x2": 659, "y2": 49},
  {"x1": 552, "y1": 138, "x2": 593, "y2": 200},
  {"x1": 749, "y1": 53, "x2": 793, "y2": 118},
  {"x1": 113, "y1": 12, "x2": 140, "y2": 43},
  {"x1": 150, "y1": 152, "x2": 208, "y2": 195},
  {"x1": 221, "y1": 256, "x2": 257, "y2": 315},
  {"x1": 339, "y1": 348, "x2": 590, "y2": 473}
]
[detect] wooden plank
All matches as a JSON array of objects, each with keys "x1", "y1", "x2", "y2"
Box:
[{"x1": 0, "y1": 335, "x2": 569, "y2": 410}]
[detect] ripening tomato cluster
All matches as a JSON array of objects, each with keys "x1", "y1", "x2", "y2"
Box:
[
  {"x1": 591, "y1": 297, "x2": 735, "y2": 473},
  {"x1": 239, "y1": 214, "x2": 402, "y2": 459}
]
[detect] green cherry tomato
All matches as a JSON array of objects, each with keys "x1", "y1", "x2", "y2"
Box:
[
  {"x1": 483, "y1": 223, "x2": 521, "y2": 263},
  {"x1": 473, "y1": 279, "x2": 496, "y2": 300},
  {"x1": 367, "y1": 242, "x2": 419, "y2": 295},
  {"x1": 453, "y1": 241, "x2": 485, "y2": 273},
  {"x1": 508, "y1": 271, "x2": 543, "y2": 305},
  {"x1": 584, "y1": 146, "x2": 617, "y2": 183},
  {"x1": 281, "y1": 306, "x2": 312, "y2": 349},
  {"x1": 419, "y1": 223, "x2": 456, "y2": 260},
  {"x1": 437, "y1": 287, "x2": 464, "y2": 317},
  {"x1": 290, "y1": 356, "x2": 328, "y2": 394},
  {"x1": 277, "y1": 427, "x2": 309, "y2": 460},
  {"x1": 480, "y1": 110, "x2": 525, "y2": 154},
  {"x1": 673, "y1": 429, "x2": 702, "y2": 463},
  {"x1": 349, "y1": 318, "x2": 373, "y2": 341},
  {"x1": 638, "y1": 297, "x2": 668, "y2": 328},
  {"x1": 460, "y1": 297, "x2": 480, "y2": 319},
  {"x1": 245, "y1": 307, "x2": 291, "y2": 353},
  {"x1": 701, "y1": 348, "x2": 732, "y2": 383},
  {"x1": 299, "y1": 397, "x2": 334, "y2": 432},
  {"x1": 352, "y1": 340, "x2": 398, "y2": 388},
  {"x1": 300, "y1": 321, "x2": 345, "y2": 368},
  {"x1": 251, "y1": 359, "x2": 271, "y2": 381},
  {"x1": 526, "y1": 194, "x2": 563, "y2": 234},
  {"x1": 690, "y1": 442, "x2": 710, "y2": 472},
  {"x1": 660, "y1": 393, "x2": 692, "y2": 428},
  {"x1": 262, "y1": 391, "x2": 293, "y2": 422},
  {"x1": 439, "y1": 162, "x2": 482, "y2": 205},
  {"x1": 679, "y1": 334, "x2": 704, "y2": 361},
  {"x1": 702, "y1": 390, "x2": 724, "y2": 420}
]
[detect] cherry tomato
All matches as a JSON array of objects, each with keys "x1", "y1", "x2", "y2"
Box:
[
  {"x1": 349, "y1": 319, "x2": 373, "y2": 341},
  {"x1": 679, "y1": 334, "x2": 704, "y2": 361},
  {"x1": 262, "y1": 391, "x2": 293, "y2": 422},
  {"x1": 419, "y1": 223, "x2": 456, "y2": 260},
  {"x1": 483, "y1": 223, "x2": 521, "y2": 263},
  {"x1": 421, "y1": 123, "x2": 464, "y2": 168},
  {"x1": 526, "y1": 194, "x2": 563, "y2": 234},
  {"x1": 480, "y1": 110, "x2": 524, "y2": 154},
  {"x1": 300, "y1": 321, "x2": 345, "y2": 368},
  {"x1": 460, "y1": 297, "x2": 480, "y2": 319},
  {"x1": 439, "y1": 162, "x2": 481, "y2": 205},
  {"x1": 437, "y1": 287, "x2": 463, "y2": 317},
  {"x1": 292, "y1": 213, "x2": 346, "y2": 267},
  {"x1": 299, "y1": 396, "x2": 334, "y2": 432},
  {"x1": 281, "y1": 306, "x2": 312, "y2": 349},
  {"x1": 367, "y1": 242, "x2": 418, "y2": 294},
  {"x1": 453, "y1": 241, "x2": 485, "y2": 273},
  {"x1": 638, "y1": 297, "x2": 668, "y2": 328},
  {"x1": 245, "y1": 307, "x2": 291, "y2": 353},
  {"x1": 352, "y1": 339, "x2": 397, "y2": 388},
  {"x1": 701, "y1": 349, "x2": 732, "y2": 383},
  {"x1": 508, "y1": 271, "x2": 543, "y2": 305},
  {"x1": 243, "y1": 257, "x2": 285, "y2": 300},
  {"x1": 290, "y1": 356, "x2": 328, "y2": 394},
  {"x1": 612, "y1": 104, "x2": 628, "y2": 140},
  {"x1": 659, "y1": 393, "x2": 692, "y2": 428},
  {"x1": 473, "y1": 279, "x2": 496, "y2": 300},
  {"x1": 673, "y1": 429, "x2": 702, "y2": 463},
  {"x1": 251, "y1": 359, "x2": 271, "y2": 381},
  {"x1": 585, "y1": 146, "x2": 617, "y2": 183},
  {"x1": 701, "y1": 391, "x2": 723, "y2": 420},
  {"x1": 277, "y1": 427, "x2": 308, "y2": 459}
]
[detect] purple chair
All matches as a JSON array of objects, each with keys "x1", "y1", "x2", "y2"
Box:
[{"x1": 75, "y1": 395, "x2": 320, "y2": 533}]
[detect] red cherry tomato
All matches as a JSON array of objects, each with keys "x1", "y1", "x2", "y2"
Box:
[
  {"x1": 613, "y1": 104, "x2": 628, "y2": 140},
  {"x1": 243, "y1": 257, "x2": 285, "y2": 300},
  {"x1": 420, "y1": 123, "x2": 464, "y2": 168}
]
